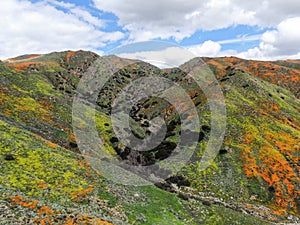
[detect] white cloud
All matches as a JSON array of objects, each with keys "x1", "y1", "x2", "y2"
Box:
[
  {"x1": 234, "y1": 0, "x2": 300, "y2": 27},
  {"x1": 44, "y1": 0, "x2": 74, "y2": 9},
  {"x1": 93, "y1": 0, "x2": 300, "y2": 42},
  {"x1": 238, "y1": 17, "x2": 300, "y2": 60},
  {"x1": 117, "y1": 47, "x2": 195, "y2": 68},
  {"x1": 93, "y1": 0, "x2": 253, "y2": 41},
  {"x1": 70, "y1": 8, "x2": 104, "y2": 28},
  {"x1": 0, "y1": 0, "x2": 124, "y2": 59},
  {"x1": 188, "y1": 41, "x2": 222, "y2": 57},
  {"x1": 217, "y1": 34, "x2": 262, "y2": 44},
  {"x1": 188, "y1": 40, "x2": 241, "y2": 58}
]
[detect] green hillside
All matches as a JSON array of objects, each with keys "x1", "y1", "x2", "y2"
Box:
[{"x1": 0, "y1": 51, "x2": 299, "y2": 224}]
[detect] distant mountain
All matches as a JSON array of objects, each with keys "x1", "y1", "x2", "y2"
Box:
[{"x1": 0, "y1": 51, "x2": 299, "y2": 224}]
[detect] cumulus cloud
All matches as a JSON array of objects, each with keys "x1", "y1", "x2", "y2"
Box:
[
  {"x1": 93, "y1": 0, "x2": 300, "y2": 41},
  {"x1": 238, "y1": 17, "x2": 300, "y2": 60},
  {"x1": 188, "y1": 41, "x2": 222, "y2": 57},
  {"x1": 92, "y1": 0, "x2": 254, "y2": 41},
  {"x1": 234, "y1": 0, "x2": 300, "y2": 27},
  {"x1": 188, "y1": 40, "x2": 241, "y2": 58},
  {"x1": 0, "y1": 0, "x2": 124, "y2": 59},
  {"x1": 114, "y1": 41, "x2": 233, "y2": 68},
  {"x1": 117, "y1": 46, "x2": 195, "y2": 68}
]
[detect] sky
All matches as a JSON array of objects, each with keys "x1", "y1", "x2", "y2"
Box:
[{"x1": 1, "y1": 0, "x2": 300, "y2": 62}]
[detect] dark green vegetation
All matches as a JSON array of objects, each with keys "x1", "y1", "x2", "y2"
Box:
[{"x1": 0, "y1": 51, "x2": 299, "y2": 224}]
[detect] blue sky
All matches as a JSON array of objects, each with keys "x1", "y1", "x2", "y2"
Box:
[{"x1": 0, "y1": 0, "x2": 299, "y2": 60}]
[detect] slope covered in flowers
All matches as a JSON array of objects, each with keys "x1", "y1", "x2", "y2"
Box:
[{"x1": 0, "y1": 52, "x2": 299, "y2": 224}]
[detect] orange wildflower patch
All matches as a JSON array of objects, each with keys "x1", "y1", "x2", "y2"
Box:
[
  {"x1": 244, "y1": 132, "x2": 256, "y2": 144},
  {"x1": 4, "y1": 54, "x2": 42, "y2": 63},
  {"x1": 38, "y1": 183, "x2": 48, "y2": 189},
  {"x1": 10, "y1": 195, "x2": 39, "y2": 210},
  {"x1": 7, "y1": 62, "x2": 42, "y2": 72},
  {"x1": 241, "y1": 146, "x2": 258, "y2": 178},
  {"x1": 69, "y1": 132, "x2": 77, "y2": 143},
  {"x1": 77, "y1": 158, "x2": 92, "y2": 171},
  {"x1": 33, "y1": 133, "x2": 58, "y2": 149},
  {"x1": 240, "y1": 129, "x2": 299, "y2": 212},
  {"x1": 65, "y1": 51, "x2": 76, "y2": 63},
  {"x1": 9, "y1": 195, "x2": 114, "y2": 225},
  {"x1": 36, "y1": 205, "x2": 55, "y2": 215},
  {"x1": 7, "y1": 61, "x2": 59, "y2": 72},
  {"x1": 266, "y1": 131, "x2": 299, "y2": 168},
  {"x1": 45, "y1": 141, "x2": 58, "y2": 149},
  {"x1": 72, "y1": 186, "x2": 94, "y2": 200},
  {"x1": 65, "y1": 217, "x2": 114, "y2": 225},
  {"x1": 245, "y1": 61, "x2": 300, "y2": 91}
]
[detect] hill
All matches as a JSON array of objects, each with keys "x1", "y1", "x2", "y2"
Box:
[{"x1": 0, "y1": 51, "x2": 299, "y2": 224}]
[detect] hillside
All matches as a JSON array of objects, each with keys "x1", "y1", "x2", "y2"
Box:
[{"x1": 0, "y1": 51, "x2": 299, "y2": 224}]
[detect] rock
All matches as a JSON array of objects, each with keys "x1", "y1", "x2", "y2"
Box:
[
  {"x1": 202, "y1": 201, "x2": 212, "y2": 206},
  {"x1": 4, "y1": 154, "x2": 15, "y2": 161},
  {"x1": 166, "y1": 175, "x2": 190, "y2": 187},
  {"x1": 110, "y1": 137, "x2": 119, "y2": 143},
  {"x1": 155, "y1": 182, "x2": 174, "y2": 193},
  {"x1": 178, "y1": 193, "x2": 189, "y2": 201},
  {"x1": 201, "y1": 125, "x2": 211, "y2": 132},
  {"x1": 141, "y1": 121, "x2": 150, "y2": 127},
  {"x1": 219, "y1": 149, "x2": 228, "y2": 154},
  {"x1": 69, "y1": 141, "x2": 78, "y2": 148}
]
